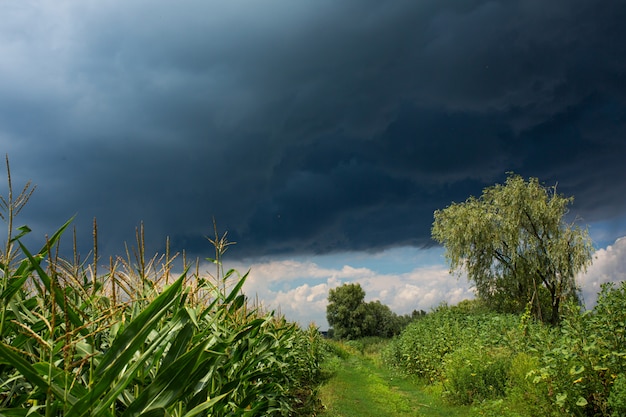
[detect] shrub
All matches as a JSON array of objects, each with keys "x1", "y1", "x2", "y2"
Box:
[
  {"x1": 444, "y1": 347, "x2": 511, "y2": 405},
  {"x1": 531, "y1": 283, "x2": 626, "y2": 416},
  {"x1": 382, "y1": 281, "x2": 626, "y2": 416},
  {"x1": 382, "y1": 304, "x2": 520, "y2": 383},
  {"x1": 608, "y1": 373, "x2": 626, "y2": 417},
  {"x1": 382, "y1": 305, "x2": 468, "y2": 381},
  {"x1": 344, "y1": 336, "x2": 387, "y2": 355},
  {"x1": 503, "y1": 352, "x2": 556, "y2": 416},
  {"x1": 471, "y1": 399, "x2": 527, "y2": 417}
]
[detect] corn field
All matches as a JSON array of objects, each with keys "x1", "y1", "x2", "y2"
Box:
[{"x1": 0, "y1": 157, "x2": 325, "y2": 416}]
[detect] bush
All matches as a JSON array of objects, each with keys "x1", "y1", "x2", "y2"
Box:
[
  {"x1": 344, "y1": 336, "x2": 387, "y2": 355},
  {"x1": 383, "y1": 283, "x2": 626, "y2": 416},
  {"x1": 608, "y1": 373, "x2": 626, "y2": 417},
  {"x1": 382, "y1": 303, "x2": 520, "y2": 383},
  {"x1": 444, "y1": 347, "x2": 511, "y2": 405},
  {"x1": 382, "y1": 307, "x2": 460, "y2": 381},
  {"x1": 504, "y1": 352, "x2": 556, "y2": 416},
  {"x1": 471, "y1": 399, "x2": 527, "y2": 417},
  {"x1": 531, "y1": 283, "x2": 626, "y2": 416}
]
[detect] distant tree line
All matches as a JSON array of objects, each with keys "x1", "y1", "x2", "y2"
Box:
[{"x1": 326, "y1": 283, "x2": 425, "y2": 340}]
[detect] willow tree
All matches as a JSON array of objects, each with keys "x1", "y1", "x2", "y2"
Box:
[{"x1": 432, "y1": 174, "x2": 593, "y2": 325}]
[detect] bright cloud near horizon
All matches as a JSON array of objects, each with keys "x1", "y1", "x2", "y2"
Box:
[
  {"x1": 227, "y1": 236, "x2": 626, "y2": 329},
  {"x1": 1, "y1": 0, "x2": 626, "y2": 327}
]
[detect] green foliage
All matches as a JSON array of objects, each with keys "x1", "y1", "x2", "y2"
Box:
[
  {"x1": 444, "y1": 347, "x2": 511, "y2": 405},
  {"x1": 499, "y1": 352, "x2": 555, "y2": 417},
  {"x1": 0, "y1": 161, "x2": 326, "y2": 416},
  {"x1": 0, "y1": 241, "x2": 324, "y2": 415},
  {"x1": 470, "y1": 399, "x2": 527, "y2": 417},
  {"x1": 608, "y1": 374, "x2": 626, "y2": 417},
  {"x1": 327, "y1": 283, "x2": 367, "y2": 340},
  {"x1": 382, "y1": 308, "x2": 459, "y2": 381},
  {"x1": 531, "y1": 283, "x2": 626, "y2": 416},
  {"x1": 326, "y1": 284, "x2": 410, "y2": 340},
  {"x1": 432, "y1": 173, "x2": 594, "y2": 324},
  {"x1": 386, "y1": 282, "x2": 626, "y2": 416},
  {"x1": 362, "y1": 301, "x2": 393, "y2": 338},
  {"x1": 383, "y1": 303, "x2": 520, "y2": 383},
  {"x1": 343, "y1": 337, "x2": 388, "y2": 356},
  {"x1": 322, "y1": 340, "x2": 352, "y2": 361}
]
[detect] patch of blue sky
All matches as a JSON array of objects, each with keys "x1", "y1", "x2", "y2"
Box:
[
  {"x1": 587, "y1": 219, "x2": 626, "y2": 249},
  {"x1": 267, "y1": 277, "x2": 324, "y2": 292},
  {"x1": 290, "y1": 245, "x2": 447, "y2": 276}
]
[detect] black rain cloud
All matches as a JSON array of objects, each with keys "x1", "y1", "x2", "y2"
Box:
[{"x1": 1, "y1": 0, "x2": 626, "y2": 260}]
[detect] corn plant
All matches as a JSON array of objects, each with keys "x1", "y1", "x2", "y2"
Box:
[{"x1": 0, "y1": 158, "x2": 325, "y2": 416}]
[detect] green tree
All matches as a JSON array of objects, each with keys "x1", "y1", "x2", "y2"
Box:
[
  {"x1": 432, "y1": 174, "x2": 593, "y2": 325},
  {"x1": 362, "y1": 301, "x2": 401, "y2": 338},
  {"x1": 327, "y1": 284, "x2": 415, "y2": 338},
  {"x1": 326, "y1": 283, "x2": 367, "y2": 339}
]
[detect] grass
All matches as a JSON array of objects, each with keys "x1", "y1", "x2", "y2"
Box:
[{"x1": 318, "y1": 341, "x2": 469, "y2": 417}]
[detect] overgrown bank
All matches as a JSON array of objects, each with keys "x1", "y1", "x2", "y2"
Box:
[
  {"x1": 319, "y1": 290, "x2": 626, "y2": 417},
  {"x1": 382, "y1": 295, "x2": 626, "y2": 416}
]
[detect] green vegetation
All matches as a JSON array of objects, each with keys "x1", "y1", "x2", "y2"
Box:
[
  {"x1": 0, "y1": 158, "x2": 327, "y2": 416},
  {"x1": 326, "y1": 283, "x2": 418, "y2": 340},
  {"x1": 2, "y1": 162, "x2": 624, "y2": 416},
  {"x1": 319, "y1": 173, "x2": 625, "y2": 416},
  {"x1": 326, "y1": 283, "x2": 368, "y2": 340},
  {"x1": 319, "y1": 292, "x2": 626, "y2": 417},
  {"x1": 382, "y1": 292, "x2": 626, "y2": 416},
  {"x1": 382, "y1": 300, "x2": 519, "y2": 384},
  {"x1": 432, "y1": 173, "x2": 594, "y2": 324},
  {"x1": 318, "y1": 340, "x2": 468, "y2": 417}
]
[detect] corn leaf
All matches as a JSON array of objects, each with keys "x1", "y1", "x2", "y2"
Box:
[
  {"x1": 223, "y1": 270, "x2": 248, "y2": 304},
  {"x1": 0, "y1": 274, "x2": 28, "y2": 303},
  {"x1": 0, "y1": 408, "x2": 44, "y2": 417},
  {"x1": 17, "y1": 239, "x2": 85, "y2": 335},
  {"x1": 159, "y1": 320, "x2": 194, "y2": 371},
  {"x1": 67, "y1": 273, "x2": 185, "y2": 416},
  {"x1": 0, "y1": 342, "x2": 48, "y2": 389},
  {"x1": 0, "y1": 344, "x2": 70, "y2": 402},
  {"x1": 137, "y1": 409, "x2": 166, "y2": 417},
  {"x1": 181, "y1": 393, "x2": 229, "y2": 417},
  {"x1": 122, "y1": 341, "x2": 208, "y2": 416},
  {"x1": 89, "y1": 320, "x2": 183, "y2": 416}
]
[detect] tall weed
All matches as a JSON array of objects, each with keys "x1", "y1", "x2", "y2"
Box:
[
  {"x1": 443, "y1": 346, "x2": 511, "y2": 405},
  {"x1": 385, "y1": 282, "x2": 626, "y2": 416},
  {"x1": 532, "y1": 283, "x2": 626, "y2": 416},
  {"x1": 382, "y1": 303, "x2": 520, "y2": 383}
]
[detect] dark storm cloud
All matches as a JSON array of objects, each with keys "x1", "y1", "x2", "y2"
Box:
[{"x1": 1, "y1": 0, "x2": 626, "y2": 260}]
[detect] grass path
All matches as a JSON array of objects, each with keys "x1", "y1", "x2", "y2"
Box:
[{"x1": 317, "y1": 352, "x2": 468, "y2": 417}]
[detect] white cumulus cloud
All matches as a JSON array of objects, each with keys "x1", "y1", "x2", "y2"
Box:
[
  {"x1": 222, "y1": 256, "x2": 473, "y2": 329},
  {"x1": 578, "y1": 236, "x2": 626, "y2": 308},
  {"x1": 206, "y1": 237, "x2": 626, "y2": 329}
]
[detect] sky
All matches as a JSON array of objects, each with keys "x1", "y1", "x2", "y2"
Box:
[{"x1": 1, "y1": 0, "x2": 626, "y2": 329}]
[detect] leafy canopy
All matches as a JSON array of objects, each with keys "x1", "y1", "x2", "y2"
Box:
[
  {"x1": 326, "y1": 283, "x2": 367, "y2": 340},
  {"x1": 326, "y1": 283, "x2": 411, "y2": 339},
  {"x1": 431, "y1": 174, "x2": 593, "y2": 324}
]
